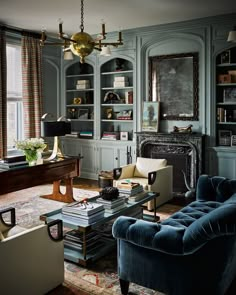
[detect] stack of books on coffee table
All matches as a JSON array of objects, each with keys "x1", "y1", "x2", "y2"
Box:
[
  {"x1": 96, "y1": 196, "x2": 127, "y2": 214},
  {"x1": 117, "y1": 182, "x2": 144, "y2": 197},
  {"x1": 62, "y1": 201, "x2": 105, "y2": 225},
  {"x1": 64, "y1": 230, "x2": 103, "y2": 253}
]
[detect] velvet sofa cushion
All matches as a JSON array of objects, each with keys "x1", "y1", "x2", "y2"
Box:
[
  {"x1": 134, "y1": 157, "x2": 167, "y2": 178},
  {"x1": 113, "y1": 200, "x2": 224, "y2": 255}
]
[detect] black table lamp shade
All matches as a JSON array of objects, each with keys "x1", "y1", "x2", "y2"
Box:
[{"x1": 41, "y1": 121, "x2": 71, "y2": 137}]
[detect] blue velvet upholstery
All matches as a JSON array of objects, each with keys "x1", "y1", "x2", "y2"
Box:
[{"x1": 112, "y1": 175, "x2": 236, "y2": 295}]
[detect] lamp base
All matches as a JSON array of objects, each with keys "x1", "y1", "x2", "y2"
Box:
[{"x1": 43, "y1": 136, "x2": 63, "y2": 162}]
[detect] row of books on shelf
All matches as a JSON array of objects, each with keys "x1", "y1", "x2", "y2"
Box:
[
  {"x1": 101, "y1": 131, "x2": 120, "y2": 141},
  {"x1": 0, "y1": 155, "x2": 28, "y2": 170},
  {"x1": 217, "y1": 108, "x2": 236, "y2": 122},
  {"x1": 65, "y1": 131, "x2": 93, "y2": 138}
]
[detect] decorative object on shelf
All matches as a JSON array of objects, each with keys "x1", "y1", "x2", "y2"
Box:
[
  {"x1": 223, "y1": 88, "x2": 236, "y2": 103},
  {"x1": 221, "y1": 50, "x2": 231, "y2": 64},
  {"x1": 228, "y1": 70, "x2": 236, "y2": 83},
  {"x1": 227, "y1": 27, "x2": 236, "y2": 42},
  {"x1": 73, "y1": 97, "x2": 82, "y2": 104},
  {"x1": 149, "y1": 52, "x2": 199, "y2": 120},
  {"x1": 218, "y1": 74, "x2": 231, "y2": 84},
  {"x1": 68, "y1": 108, "x2": 78, "y2": 119},
  {"x1": 104, "y1": 91, "x2": 120, "y2": 103},
  {"x1": 39, "y1": 0, "x2": 123, "y2": 63},
  {"x1": 231, "y1": 135, "x2": 236, "y2": 146},
  {"x1": 15, "y1": 138, "x2": 46, "y2": 166},
  {"x1": 142, "y1": 101, "x2": 160, "y2": 132},
  {"x1": 218, "y1": 130, "x2": 232, "y2": 146},
  {"x1": 172, "y1": 124, "x2": 193, "y2": 133},
  {"x1": 116, "y1": 58, "x2": 125, "y2": 71},
  {"x1": 116, "y1": 110, "x2": 132, "y2": 120},
  {"x1": 105, "y1": 108, "x2": 113, "y2": 119},
  {"x1": 120, "y1": 131, "x2": 128, "y2": 141},
  {"x1": 78, "y1": 109, "x2": 89, "y2": 119},
  {"x1": 41, "y1": 113, "x2": 71, "y2": 161}
]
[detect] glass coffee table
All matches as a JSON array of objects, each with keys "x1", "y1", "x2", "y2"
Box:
[{"x1": 40, "y1": 191, "x2": 159, "y2": 266}]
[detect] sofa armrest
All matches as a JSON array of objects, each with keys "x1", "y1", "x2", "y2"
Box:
[
  {"x1": 112, "y1": 216, "x2": 185, "y2": 255},
  {"x1": 113, "y1": 164, "x2": 136, "y2": 180},
  {"x1": 183, "y1": 202, "x2": 236, "y2": 253}
]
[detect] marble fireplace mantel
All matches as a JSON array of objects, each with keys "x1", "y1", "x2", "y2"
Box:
[{"x1": 136, "y1": 132, "x2": 204, "y2": 194}]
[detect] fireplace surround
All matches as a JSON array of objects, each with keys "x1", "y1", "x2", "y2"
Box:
[{"x1": 136, "y1": 132, "x2": 204, "y2": 195}]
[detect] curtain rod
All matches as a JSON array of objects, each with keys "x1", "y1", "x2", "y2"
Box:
[{"x1": 0, "y1": 24, "x2": 41, "y2": 39}]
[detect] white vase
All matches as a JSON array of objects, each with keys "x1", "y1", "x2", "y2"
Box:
[{"x1": 36, "y1": 149, "x2": 43, "y2": 165}]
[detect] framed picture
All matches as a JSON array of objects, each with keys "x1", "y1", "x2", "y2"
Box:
[
  {"x1": 218, "y1": 130, "x2": 232, "y2": 146},
  {"x1": 78, "y1": 109, "x2": 89, "y2": 119},
  {"x1": 221, "y1": 50, "x2": 231, "y2": 64},
  {"x1": 231, "y1": 135, "x2": 236, "y2": 147},
  {"x1": 142, "y1": 101, "x2": 160, "y2": 132},
  {"x1": 149, "y1": 52, "x2": 199, "y2": 120},
  {"x1": 120, "y1": 131, "x2": 128, "y2": 141},
  {"x1": 223, "y1": 88, "x2": 236, "y2": 103}
]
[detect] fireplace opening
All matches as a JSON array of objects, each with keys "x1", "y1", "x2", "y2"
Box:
[{"x1": 136, "y1": 132, "x2": 204, "y2": 196}]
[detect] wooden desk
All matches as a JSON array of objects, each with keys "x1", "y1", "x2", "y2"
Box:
[{"x1": 0, "y1": 157, "x2": 80, "y2": 203}]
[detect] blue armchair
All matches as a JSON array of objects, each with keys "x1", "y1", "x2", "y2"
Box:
[{"x1": 112, "y1": 175, "x2": 236, "y2": 295}]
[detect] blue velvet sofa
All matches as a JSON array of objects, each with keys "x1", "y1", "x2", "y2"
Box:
[{"x1": 112, "y1": 175, "x2": 236, "y2": 295}]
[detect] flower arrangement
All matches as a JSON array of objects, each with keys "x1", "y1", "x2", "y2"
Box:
[{"x1": 15, "y1": 138, "x2": 46, "y2": 165}]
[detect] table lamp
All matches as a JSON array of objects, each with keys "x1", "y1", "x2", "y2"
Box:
[{"x1": 41, "y1": 113, "x2": 71, "y2": 161}]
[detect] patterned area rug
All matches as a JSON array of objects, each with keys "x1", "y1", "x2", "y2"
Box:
[{"x1": 0, "y1": 185, "x2": 166, "y2": 295}]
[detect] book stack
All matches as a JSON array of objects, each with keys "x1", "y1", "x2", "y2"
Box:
[
  {"x1": 101, "y1": 131, "x2": 120, "y2": 140},
  {"x1": 117, "y1": 182, "x2": 144, "y2": 197},
  {"x1": 0, "y1": 155, "x2": 28, "y2": 170},
  {"x1": 113, "y1": 76, "x2": 129, "y2": 88},
  {"x1": 65, "y1": 131, "x2": 79, "y2": 138},
  {"x1": 64, "y1": 229, "x2": 103, "y2": 253},
  {"x1": 79, "y1": 131, "x2": 93, "y2": 139},
  {"x1": 62, "y1": 201, "x2": 105, "y2": 225},
  {"x1": 76, "y1": 80, "x2": 90, "y2": 89},
  {"x1": 96, "y1": 196, "x2": 127, "y2": 214}
]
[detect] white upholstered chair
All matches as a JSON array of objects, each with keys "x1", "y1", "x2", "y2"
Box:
[
  {"x1": 0, "y1": 207, "x2": 64, "y2": 295},
  {"x1": 113, "y1": 157, "x2": 173, "y2": 210}
]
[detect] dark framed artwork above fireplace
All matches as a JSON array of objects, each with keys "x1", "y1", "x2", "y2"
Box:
[{"x1": 148, "y1": 52, "x2": 199, "y2": 121}]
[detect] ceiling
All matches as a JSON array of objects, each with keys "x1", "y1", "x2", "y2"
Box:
[{"x1": 1, "y1": 0, "x2": 236, "y2": 38}]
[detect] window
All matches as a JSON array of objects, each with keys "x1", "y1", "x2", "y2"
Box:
[{"x1": 6, "y1": 43, "x2": 24, "y2": 150}]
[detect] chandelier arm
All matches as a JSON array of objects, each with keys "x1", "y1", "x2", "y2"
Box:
[{"x1": 94, "y1": 41, "x2": 124, "y2": 47}]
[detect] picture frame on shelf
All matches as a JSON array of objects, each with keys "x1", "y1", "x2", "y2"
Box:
[
  {"x1": 218, "y1": 130, "x2": 232, "y2": 146},
  {"x1": 231, "y1": 135, "x2": 236, "y2": 147},
  {"x1": 120, "y1": 131, "x2": 128, "y2": 141},
  {"x1": 220, "y1": 50, "x2": 231, "y2": 64},
  {"x1": 78, "y1": 109, "x2": 89, "y2": 119},
  {"x1": 223, "y1": 88, "x2": 236, "y2": 103},
  {"x1": 142, "y1": 101, "x2": 160, "y2": 132}
]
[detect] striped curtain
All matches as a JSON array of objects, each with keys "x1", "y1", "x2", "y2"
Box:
[
  {"x1": 0, "y1": 28, "x2": 7, "y2": 158},
  {"x1": 21, "y1": 33, "x2": 43, "y2": 138}
]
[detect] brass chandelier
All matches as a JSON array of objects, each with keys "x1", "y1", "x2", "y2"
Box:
[{"x1": 40, "y1": 0, "x2": 123, "y2": 63}]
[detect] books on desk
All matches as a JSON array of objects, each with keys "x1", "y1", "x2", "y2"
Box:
[{"x1": 0, "y1": 160, "x2": 28, "y2": 170}]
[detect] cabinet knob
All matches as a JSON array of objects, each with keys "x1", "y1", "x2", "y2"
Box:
[{"x1": 115, "y1": 157, "x2": 118, "y2": 160}]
